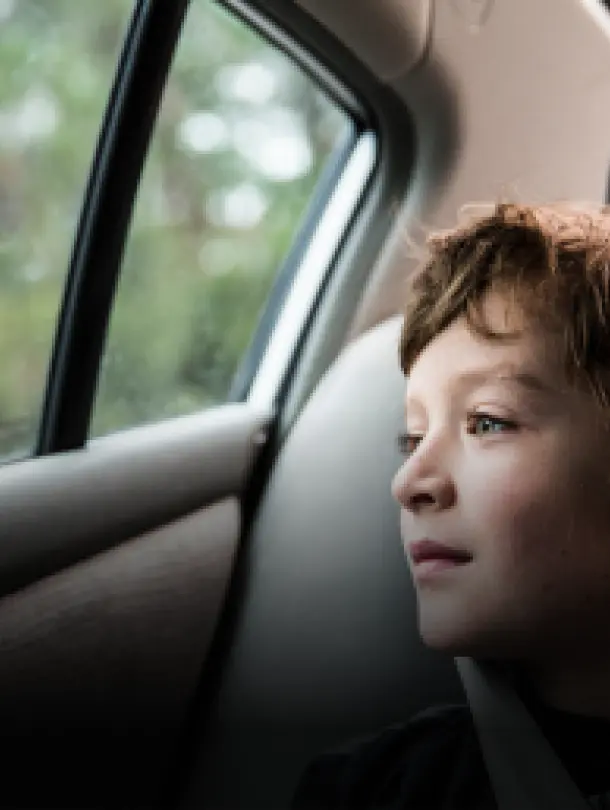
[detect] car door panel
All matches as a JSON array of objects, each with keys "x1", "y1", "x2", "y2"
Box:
[
  {"x1": 0, "y1": 404, "x2": 267, "y2": 595},
  {"x1": 0, "y1": 403, "x2": 270, "y2": 808}
]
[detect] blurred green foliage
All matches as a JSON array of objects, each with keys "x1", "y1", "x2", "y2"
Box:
[{"x1": 0, "y1": 0, "x2": 348, "y2": 454}]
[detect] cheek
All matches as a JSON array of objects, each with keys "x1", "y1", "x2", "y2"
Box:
[
  {"x1": 462, "y1": 447, "x2": 571, "y2": 559},
  {"x1": 465, "y1": 448, "x2": 610, "y2": 593}
]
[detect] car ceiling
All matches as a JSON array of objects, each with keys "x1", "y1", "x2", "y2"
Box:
[{"x1": 259, "y1": 0, "x2": 610, "y2": 339}]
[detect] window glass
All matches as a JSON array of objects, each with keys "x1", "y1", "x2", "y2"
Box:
[
  {"x1": 91, "y1": 0, "x2": 351, "y2": 437},
  {"x1": 0, "y1": 0, "x2": 134, "y2": 458}
]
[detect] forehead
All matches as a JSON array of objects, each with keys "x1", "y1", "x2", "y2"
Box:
[{"x1": 406, "y1": 299, "x2": 563, "y2": 403}]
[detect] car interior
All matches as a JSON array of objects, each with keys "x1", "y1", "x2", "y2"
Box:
[{"x1": 2, "y1": 0, "x2": 610, "y2": 807}]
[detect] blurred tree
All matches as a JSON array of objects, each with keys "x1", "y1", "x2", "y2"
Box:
[{"x1": 0, "y1": 0, "x2": 349, "y2": 452}]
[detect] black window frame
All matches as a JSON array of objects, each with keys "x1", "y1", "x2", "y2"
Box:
[{"x1": 37, "y1": 0, "x2": 191, "y2": 455}]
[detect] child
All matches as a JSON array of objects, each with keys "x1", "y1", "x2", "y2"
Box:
[{"x1": 292, "y1": 202, "x2": 610, "y2": 809}]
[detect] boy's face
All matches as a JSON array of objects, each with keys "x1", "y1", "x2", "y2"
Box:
[{"x1": 392, "y1": 291, "x2": 610, "y2": 664}]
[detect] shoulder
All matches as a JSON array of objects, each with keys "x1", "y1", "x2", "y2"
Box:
[{"x1": 291, "y1": 704, "x2": 479, "y2": 809}]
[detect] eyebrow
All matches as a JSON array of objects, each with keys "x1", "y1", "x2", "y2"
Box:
[{"x1": 405, "y1": 364, "x2": 553, "y2": 412}]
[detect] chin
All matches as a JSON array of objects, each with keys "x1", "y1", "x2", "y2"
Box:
[
  {"x1": 419, "y1": 614, "x2": 533, "y2": 664},
  {"x1": 417, "y1": 609, "x2": 500, "y2": 658},
  {"x1": 419, "y1": 626, "x2": 473, "y2": 655}
]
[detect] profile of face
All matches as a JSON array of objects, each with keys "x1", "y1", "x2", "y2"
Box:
[{"x1": 391, "y1": 291, "x2": 610, "y2": 665}]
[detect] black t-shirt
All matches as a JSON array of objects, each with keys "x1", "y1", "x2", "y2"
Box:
[{"x1": 291, "y1": 692, "x2": 610, "y2": 809}]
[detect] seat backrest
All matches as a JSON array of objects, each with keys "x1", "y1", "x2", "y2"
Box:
[{"x1": 184, "y1": 317, "x2": 464, "y2": 809}]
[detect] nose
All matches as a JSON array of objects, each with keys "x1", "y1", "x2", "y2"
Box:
[{"x1": 391, "y1": 434, "x2": 456, "y2": 513}]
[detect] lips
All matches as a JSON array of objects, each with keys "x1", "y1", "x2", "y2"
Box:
[{"x1": 409, "y1": 539, "x2": 472, "y2": 565}]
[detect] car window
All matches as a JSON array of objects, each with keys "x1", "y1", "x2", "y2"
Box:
[
  {"x1": 90, "y1": 0, "x2": 351, "y2": 438},
  {"x1": 0, "y1": 0, "x2": 135, "y2": 459}
]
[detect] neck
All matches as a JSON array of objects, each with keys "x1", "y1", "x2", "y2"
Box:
[{"x1": 516, "y1": 656, "x2": 610, "y2": 719}]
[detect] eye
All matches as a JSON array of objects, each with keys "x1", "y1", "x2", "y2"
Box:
[
  {"x1": 397, "y1": 432, "x2": 423, "y2": 457},
  {"x1": 466, "y1": 412, "x2": 517, "y2": 436}
]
